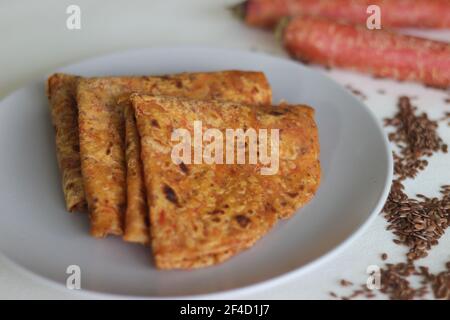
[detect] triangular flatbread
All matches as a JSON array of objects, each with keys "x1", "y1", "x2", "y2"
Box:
[
  {"x1": 76, "y1": 71, "x2": 272, "y2": 238},
  {"x1": 132, "y1": 95, "x2": 320, "y2": 269},
  {"x1": 122, "y1": 76, "x2": 272, "y2": 244}
]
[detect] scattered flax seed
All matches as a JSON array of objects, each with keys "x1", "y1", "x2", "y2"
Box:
[
  {"x1": 384, "y1": 96, "x2": 447, "y2": 180},
  {"x1": 440, "y1": 112, "x2": 450, "y2": 124},
  {"x1": 383, "y1": 182, "x2": 450, "y2": 262},
  {"x1": 329, "y1": 291, "x2": 338, "y2": 298},
  {"x1": 340, "y1": 260, "x2": 450, "y2": 300},
  {"x1": 332, "y1": 96, "x2": 450, "y2": 300},
  {"x1": 345, "y1": 84, "x2": 367, "y2": 100},
  {"x1": 379, "y1": 262, "x2": 422, "y2": 300},
  {"x1": 340, "y1": 279, "x2": 353, "y2": 287},
  {"x1": 339, "y1": 284, "x2": 375, "y2": 300},
  {"x1": 430, "y1": 268, "x2": 450, "y2": 299}
]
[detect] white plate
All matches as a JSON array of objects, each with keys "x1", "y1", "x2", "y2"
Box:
[{"x1": 0, "y1": 47, "x2": 392, "y2": 298}]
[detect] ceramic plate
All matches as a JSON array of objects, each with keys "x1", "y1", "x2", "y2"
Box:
[{"x1": 0, "y1": 47, "x2": 392, "y2": 298}]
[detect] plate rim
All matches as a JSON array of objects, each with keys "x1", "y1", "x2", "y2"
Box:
[{"x1": 0, "y1": 46, "x2": 393, "y2": 299}]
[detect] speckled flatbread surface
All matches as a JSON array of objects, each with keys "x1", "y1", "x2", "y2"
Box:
[
  {"x1": 132, "y1": 95, "x2": 320, "y2": 269},
  {"x1": 123, "y1": 72, "x2": 272, "y2": 244},
  {"x1": 76, "y1": 71, "x2": 272, "y2": 238},
  {"x1": 47, "y1": 73, "x2": 86, "y2": 212}
]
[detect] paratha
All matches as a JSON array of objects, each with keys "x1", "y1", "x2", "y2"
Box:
[
  {"x1": 76, "y1": 71, "x2": 272, "y2": 238},
  {"x1": 131, "y1": 94, "x2": 320, "y2": 269},
  {"x1": 122, "y1": 74, "x2": 272, "y2": 244},
  {"x1": 47, "y1": 73, "x2": 86, "y2": 212}
]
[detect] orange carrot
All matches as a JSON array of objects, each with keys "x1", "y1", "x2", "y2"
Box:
[
  {"x1": 280, "y1": 16, "x2": 450, "y2": 88},
  {"x1": 234, "y1": 0, "x2": 450, "y2": 29}
]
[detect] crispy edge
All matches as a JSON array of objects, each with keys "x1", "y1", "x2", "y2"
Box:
[
  {"x1": 122, "y1": 103, "x2": 150, "y2": 244},
  {"x1": 76, "y1": 79, "x2": 125, "y2": 237},
  {"x1": 47, "y1": 73, "x2": 87, "y2": 213},
  {"x1": 267, "y1": 104, "x2": 321, "y2": 219},
  {"x1": 154, "y1": 223, "x2": 274, "y2": 269}
]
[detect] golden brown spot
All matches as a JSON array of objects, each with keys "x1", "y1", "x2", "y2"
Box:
[
  {"x1": 163, "y1": 184, "x2": 179, "y2": 206},
  {"x1": 151, "y1": 119, "x2": 160, "y2": 128},
  {"x1": 235, "y1": 215, "x2": 251, "y2": 228},
  {"x1": 179, "y1": 162, "x2": 189, "y2": 174}
]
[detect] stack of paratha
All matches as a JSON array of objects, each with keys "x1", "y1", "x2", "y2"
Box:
[{"x1": 46, "y1": 71, "x2": 320, "y2": 269}]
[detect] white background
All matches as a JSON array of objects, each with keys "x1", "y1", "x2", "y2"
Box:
[{"x1": 0, "y1": 0, "x2": 449, "y2": 299}]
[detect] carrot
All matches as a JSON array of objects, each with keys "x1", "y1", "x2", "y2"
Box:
[
  {"x1": 233, "y1": 0, "x2": 450, "y2": 29},
  {"x1": 280, "y1": 16, "x2": 450, "y2": 88}
]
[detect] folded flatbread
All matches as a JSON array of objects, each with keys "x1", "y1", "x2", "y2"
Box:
[
  {"x1": 76, "y1": 71, "x2": 272, "y2": 238},
  {"x1": 122, "y1": 73, "x2": 272, "y2": 244},
  {"x1": 47, "y1": 73, "x2": 86, "y2": 212},
  {"x1": 131, "y1": 94, "x2": 320, "y2": 269}
]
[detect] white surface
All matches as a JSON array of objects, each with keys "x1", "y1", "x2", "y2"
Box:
[
  {"x1": 0, "y1": 0, "x2": 449, "y2": 300},
  {"x1": 0, "y1": 47, "x2": 392, "y2": 298}
]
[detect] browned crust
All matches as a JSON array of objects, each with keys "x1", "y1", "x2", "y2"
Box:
[
  {"x1": 123, "y1": 104, "x2": 150, "y2": 244},
  {"x1": 259, "y1": 102, "x2": 321, "y2": 220},
  {"x1": 47, "y1": 73, "x2": 87, "y2": 212},
  {"x1": 76, "y1": 71, "x2": 272, "y2": 238},
  {"x1": 132, "y1": 95, "x2": 320, "y2": 269}
]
